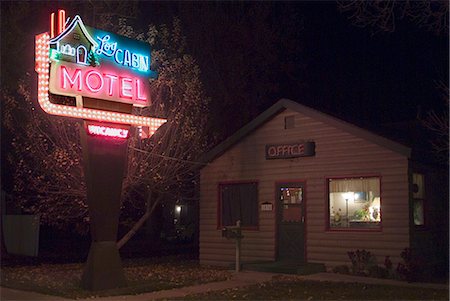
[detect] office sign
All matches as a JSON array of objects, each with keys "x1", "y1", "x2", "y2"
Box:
[{"x1": 265, "y1": 142, "x2": 315, "y2": 159}]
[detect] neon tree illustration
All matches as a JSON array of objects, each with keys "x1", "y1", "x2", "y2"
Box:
[{"x1": 35, "y1": 10, "x2": 166, "y2": 138}]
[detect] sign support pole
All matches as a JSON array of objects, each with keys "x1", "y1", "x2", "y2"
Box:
[{"x1": 80, "y1": 119, "x2": 129, "y2": 290}]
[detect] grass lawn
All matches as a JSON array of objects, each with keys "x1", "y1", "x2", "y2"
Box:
[
  {"x1": 182, "y1": 275, "x2": 449, "y2": 300},
  {"x1": 0, "y1": 257, "x2": 231, "y2": 299}
]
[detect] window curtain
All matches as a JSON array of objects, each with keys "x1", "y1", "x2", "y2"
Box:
[
  {"x1": 413, "y1": 173, "x2": 424, "y2": 198},
  {"x1": 221, "y1": 183, "x2": 257, "y2": 227},
  {"x1": 329, "y1": 177, "x2": 380, "y2": 196}
]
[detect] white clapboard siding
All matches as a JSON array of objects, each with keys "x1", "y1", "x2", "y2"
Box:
[{"x1": 200, "y1": 107, "x2": 409, "y2": 267}]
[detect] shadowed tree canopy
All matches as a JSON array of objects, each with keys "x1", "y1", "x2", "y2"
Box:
[
  {"x1": 156, "y1": 2, "x2": 307, "y2": 143},
  {"x1": 337, "y1": 0, "x2": 449, "y2": 164},
  {"x1": 2, "y1": 4, "x2": 209, "y2": 243}
]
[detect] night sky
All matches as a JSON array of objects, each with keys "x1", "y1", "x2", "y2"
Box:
[
  {"x1": 1, "y1": 1, "x2": 448, "y2": 142},
  {"x1": 136, "y1": 1, "x2": 448, "y2": 138}
]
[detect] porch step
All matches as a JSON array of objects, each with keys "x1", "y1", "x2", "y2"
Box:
[{"x1": 241, "y1": 260, "x2": 326, "y2": 275}]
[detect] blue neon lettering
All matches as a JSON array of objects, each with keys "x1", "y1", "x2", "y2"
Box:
[
  {"x1": 139, "y1": 56, "x2": 149, "y2": 72},
  {"x1": 132, "y1": 53, "x2": 139, "y2": 68},
  {"x1": 114, "y1": 49, "x2": 123, "y2": 64},
  {"x1": 123, "y1": 50, "x2": 131, "y2": 67},
  {"x1": 96, "y1": 35, "x2": 116, "y2": 57},
  {"x1": 95, "y1": 34, "x2": 149, "y2": 72}
]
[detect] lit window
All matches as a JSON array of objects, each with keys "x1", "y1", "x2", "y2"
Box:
[
  {"x1": 219, "y1": 182, "x2": 258, "y2": 228},
  {"x1": 412, "y1": 173, "x2": 425, "y2": 226},
  {"x1": 328, "y1": 177, "x2": 381, "y2": 229}
]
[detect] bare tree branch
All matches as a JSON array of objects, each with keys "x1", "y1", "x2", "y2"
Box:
[
  {"x1": 337, "y1": 0, "x2": 449, "y2": 35},
  {"x1": 3, "y1": 17, "x2": 209, "y2": 245}
]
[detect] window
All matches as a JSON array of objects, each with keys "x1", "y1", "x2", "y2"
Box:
[
  {"x1": 219, "y1": 182, "x2": 258, "y2": 228},
  {"x1": 328, "y1": 177, "x2": 381, "y2": 229},
  {"x1": 412, "y1": 173, "x2": 425, "y2": 226},
  {"x1": 284, "y1": 115, "x2": 295, "y2": 129}
]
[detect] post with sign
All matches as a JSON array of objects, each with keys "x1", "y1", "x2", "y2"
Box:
[{"x1": 35, "y1": 10, "x2": 166, "y2": 290}]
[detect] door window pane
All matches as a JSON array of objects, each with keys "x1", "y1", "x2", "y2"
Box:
[{"x1": 280, "y1": 187, "x2": 303, "y2": 222}]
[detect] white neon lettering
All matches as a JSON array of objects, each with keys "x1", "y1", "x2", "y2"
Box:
[
  {"x1": 131, "y1": 53, "x2": 139, "y2": 68},
  {"x1": 123, "y1": 50, "x2": 131, "y2": 67},
  {"x1": 104, "y1": 74, "x2": 118, "y2": 96},
  {"x1": 95, "y1": 34, "x2": 150, "y2": 72},
  {"x1": 114, "y1": 49, "x2": 123, "y2": 64},
  {"x1": 85, "y1": 70, "x2": 103, "y2": 92},
  {"x1": 96, "y1": 35, "x2": 116, "y2": 57},
  {"x1": 120, "y1": 77, "x2": 133, "y2": 98},
  {"x1": 61, "y1": 66, "x2": 82, "y2": 90},
  {"x1": 139, "y1": 56, "x2": 149, "y2": 72}
]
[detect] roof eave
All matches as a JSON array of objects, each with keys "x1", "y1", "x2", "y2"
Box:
[{"x1": 200, "y1": 98, "x2": 411, "y2": 167}]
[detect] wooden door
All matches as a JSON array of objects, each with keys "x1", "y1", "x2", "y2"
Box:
[{"x1": 277, "y1": 182, "x2": 305, "y2": 261}]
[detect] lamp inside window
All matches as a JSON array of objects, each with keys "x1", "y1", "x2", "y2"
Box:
[{"x1": 329, "y1": 177, "x2": 381, "y2": 229}]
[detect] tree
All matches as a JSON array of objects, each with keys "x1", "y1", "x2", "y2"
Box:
[
  {"x1": 420, "y1": 81, "x2": 449, "y2": 164},
  {"x1": 337, "y1": 0, "x2": 449, "y2": 35},
  {"x1": 337, "y1": 0, "x2": 449, "y2": 163},
  {"x1": 172, "y1": 2, "x2": 307, "y2": 143},
  {"x1": 2, "y1": 17, "x2": 209, "y2": 247}
]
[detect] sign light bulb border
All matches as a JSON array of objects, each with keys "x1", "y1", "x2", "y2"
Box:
[{"x1": 35, "y1": 32, "x2": 166, "y2": 137}]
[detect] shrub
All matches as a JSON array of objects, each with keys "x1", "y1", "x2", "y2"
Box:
[
  {"x1": 396, "y1": 248, "x2": 423, "y2": 282},
  {"x1": 332, "y1": 265, "x2": 350, "y2": 274},
  {"x1": 347, "y1": 249, "x2": 377, "y2": 276}
]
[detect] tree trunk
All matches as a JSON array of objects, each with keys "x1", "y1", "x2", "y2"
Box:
[{"x1": 116, "y1": 194, "x2": 160, "y2": 249}]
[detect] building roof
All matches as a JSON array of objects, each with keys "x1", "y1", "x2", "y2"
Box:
[
  {"x1": 200, "y1": 98, "x2": 411, "y2": 165},
  {"x1": 49, "y1": 15, "x2": 98, "y2": 49}
]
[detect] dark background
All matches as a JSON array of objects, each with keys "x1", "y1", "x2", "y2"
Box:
[
  {"x1": 0, "y1": 0, "x2": 448, "y2": 263},
  {"x1": 1, "y1": 1, "x2": 448, "y2": 141}
]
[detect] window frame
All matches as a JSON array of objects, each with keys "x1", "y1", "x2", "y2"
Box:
[
  {"x1": 217, "y1": 181, "x2": 259, "y2": 230},
  {"x1": 326, "y1": 175, "x2": 382, "y2": 232}
]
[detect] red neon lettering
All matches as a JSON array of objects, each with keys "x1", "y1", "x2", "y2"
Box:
[
  {"x1": 61, "y1": 66, "x2": 82, "y2": 91},
  {"x1": 136, "y1": 79, "x2": 146, "y2": 101},
  {"x1": 268, "y1": 146, "x2": 276, "y2": 157},
  {"x1": 87, "y1": 125, "x2": 129, "y2": 139},
  {"x1": 58, "y1": 65, "x2": 148, "y2": 103},
  {"x1": 85, "y1": 70, "x2": 103, "y2": 92},
  {"x1": 120, "y1": 77, "x2": 133, "y2": 99},
  {"x1": 104, "y1": 73, "x2": 118, "y2": 96}
]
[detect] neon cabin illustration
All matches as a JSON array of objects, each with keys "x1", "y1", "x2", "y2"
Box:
[{"x1": 49, "y1": 15, "x2": 98, "y2": 66}]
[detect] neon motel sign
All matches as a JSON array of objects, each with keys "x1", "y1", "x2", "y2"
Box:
[{"x1": 35, "y1": 11, "x2": 166, "y2": 138}]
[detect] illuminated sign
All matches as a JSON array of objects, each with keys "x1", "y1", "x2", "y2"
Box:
[
  {"x1": 96, "y1": 35, "x2": 150, "y2": 73},
  {"x1": 265, "y1": 142, "x2": 316, "y2": 159},
  {"x1": 49, "y1": 63, "x2": 149, "y2": 105},
  {"x1": 35, "y1": 11, "x2": 166, "y2": 136},
  {"x1": 87, "y1": 124, "x2": 129, "y2": 139}
]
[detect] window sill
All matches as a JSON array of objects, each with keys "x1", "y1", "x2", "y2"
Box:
[
  {"x1": 327, "y1": 221, "x2": 382, "y2": 232},
  {"x1": 217, "y1": 226, "x2": 259, "y2": 231}
]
